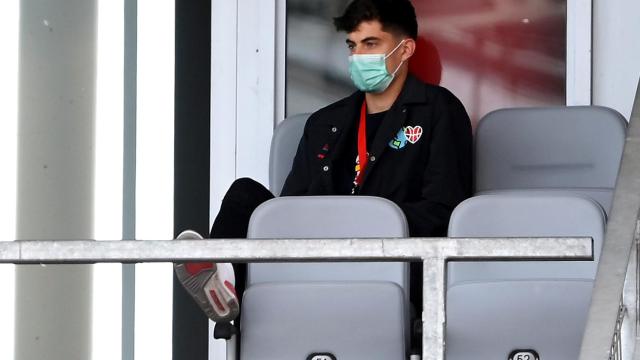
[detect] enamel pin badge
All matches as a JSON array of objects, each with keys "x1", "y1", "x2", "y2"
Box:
[
  {"x1": 389, "y1": 126, "x2": 423, "y2": 149},
  {"x1": 404, "y1": 126, "x2": 423, "y2": 144},
  {"x1": 317, "y1": 143, "x2": 330, "y2": 159}
]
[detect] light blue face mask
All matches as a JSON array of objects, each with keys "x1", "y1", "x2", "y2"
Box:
[{"x1": 348, "y1": 39, "x2": 406, "y2": 93}]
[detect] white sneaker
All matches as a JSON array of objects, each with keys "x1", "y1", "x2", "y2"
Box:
[{"x1": 174, "y1": 230, "x2": 240, "y2": 322}]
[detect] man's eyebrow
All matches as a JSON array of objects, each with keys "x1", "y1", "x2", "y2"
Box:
[
  {"x1": 360, "y1": 36, "x2": 380, "y2": 43},
  {"x1": 345, "y1": 36, "x2": 381, "y2": 45}
]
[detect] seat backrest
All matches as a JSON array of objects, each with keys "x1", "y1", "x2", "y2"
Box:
[
  {"x1": 445, "y1": 193, "x2": 607, "y2": 360},
  {"x1": 474, "y1": 106, "x2": 626, "y2": 214},
  {"x1": 246, "y1": 196, "x2": 410, "y2": 293},
  {"x1": 447, "y1": 192, "x2": 606, "y2": 285},
  {"x1": 241, "y1": 282, "x2": 406, "y2": 360},
  {"x1": 269, "y1": 113, "x2": 310, "y2": 196}
]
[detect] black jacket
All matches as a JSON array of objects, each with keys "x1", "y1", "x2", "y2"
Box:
[{"x1": 281, "y1": 75, "x2": 472, "y2": 237}]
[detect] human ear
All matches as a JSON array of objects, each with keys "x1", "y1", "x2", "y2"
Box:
[{"x1": 401, "y1": 38, "x2": 416, "y2": 61}]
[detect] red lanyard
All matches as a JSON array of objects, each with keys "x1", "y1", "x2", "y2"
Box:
[{"x1": 354, "y1": 101, "x2": 368, "y2": 188}]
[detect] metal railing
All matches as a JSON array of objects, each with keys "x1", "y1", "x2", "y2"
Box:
[
  {"x1": 0, "y1": 236, "x2": 592, "y2": 360},
  {"x1": 579, "y1": 80, "x2": 640, "y2": 360}
]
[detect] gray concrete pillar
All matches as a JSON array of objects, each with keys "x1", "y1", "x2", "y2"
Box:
[{"x1": 15, "y1": 0, "x2": 97, "y2": 359}]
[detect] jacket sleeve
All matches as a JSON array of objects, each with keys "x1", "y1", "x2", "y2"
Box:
[
  {"x1": 280, "y1": 118, "x2": 314, "y2": 196},
  {"x1": 396, "y1": 89, "x2": 473, "y2": 237}
]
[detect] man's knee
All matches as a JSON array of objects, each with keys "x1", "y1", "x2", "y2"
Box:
[{"x1": 223, "y1": 178, "x2": 274, "y2": 208}]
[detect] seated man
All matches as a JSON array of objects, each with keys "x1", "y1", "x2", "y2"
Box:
[{"x1": 175, "y1": 0, "x2": 472, "y2": 324}]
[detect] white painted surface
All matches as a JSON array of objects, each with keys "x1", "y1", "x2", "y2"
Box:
[
  {"x1": 93, "y1": 0, "x2": 125, "y2": 359},
  {"x1": 592, "y1": 0, "x2": 640, "y2": 119},
  {"x1": 566, "y1": 0, "x2": 592, "y2": 105},
  {"x1": 235, "y1": 0, "x2": 277, "y2": 184},
  {"x1": 210, "y1": 0, "x2": 280, "y2": 212},
  {"x1": 135, "y1": 0, "x2": 175, "y2": 359},
  {"x1": 210, "y1": 0, "x2": 239, "y2": 224},
  {"x1": 209, "y1": 2, "x2": 241, "y2": 357}
]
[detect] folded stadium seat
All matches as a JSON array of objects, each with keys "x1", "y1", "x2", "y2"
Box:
[
  {"x1": 445, "y1": 193, "x2": 606, "y2": 360},
  {"x1": 269, "y1": 113, "x2": 310, "y2": 196},
  {"x1": 241, "y1": 195, "x2": 410, "y2": 360},
  {"x1": 474, "y1": 106, "x2": 626, "y2": 214}
]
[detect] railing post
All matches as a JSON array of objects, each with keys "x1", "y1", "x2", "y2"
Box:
[
  {"x1": 620, "y1": 220, "x2": 640, "y2": 360},
  {"x1": 579, "y1": 80, "x2": 640, "y2": 360},
  {"x1": 422, "y1": 257, "x2": 447, "y2": 360}
]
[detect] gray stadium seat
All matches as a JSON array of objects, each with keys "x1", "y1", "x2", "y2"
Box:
[
  {"x1": 474, "y1": 106, "x2": 626, "y2": 214},
  {"x1": 445, "y1": 193, "x2": 606, "y2": 360},
  {"x1": 241, "y1": 196, "x2": 410, "y2": 360},
  {"x1": 246, "y1": 196, "x2": 409, "y2": 292},
  {"x1": 269, "y1": 113, "x2": 310, "y2": 196},
  {"x1": 241, "y1": 282, "x2": 406, "y2": 360}
]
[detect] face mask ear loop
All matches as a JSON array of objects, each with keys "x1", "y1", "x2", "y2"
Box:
[
  {"x1": 390, "y1": 59, "x2": 405, "y2": 77},
  {"x1": 384, "y1": 39, "x2": 407, "y2": 60},
  {"x1": 384, "y1": 39, "x2": 407, "y2": 77},
  {"x1": 385, "y1": 39, "x2": 407, "y2": 77}
]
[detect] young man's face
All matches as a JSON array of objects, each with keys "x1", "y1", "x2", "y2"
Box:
[{"x1": 345, "y1": 20, "x2": 409, "y2": 73}]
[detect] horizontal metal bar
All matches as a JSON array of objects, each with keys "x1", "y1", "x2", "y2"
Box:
[
  {"x1": 0, "y1": 237, "x2": 593, "y2": 264},
  {"x1": 0, "y1": 236, "x2": 593, "y2": 360}
]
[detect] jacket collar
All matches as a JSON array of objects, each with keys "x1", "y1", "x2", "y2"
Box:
[{"x1": 393, "y1": 74, "x2": 430, "y2": 106}]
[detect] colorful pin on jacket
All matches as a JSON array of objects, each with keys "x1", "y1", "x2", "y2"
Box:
[{"x1": 389, "y1": 126, "x2": 423, "y2": 149}]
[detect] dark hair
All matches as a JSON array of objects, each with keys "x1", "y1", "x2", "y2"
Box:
[{"x1": 333, "y1": 0, "x2": 418, "y2": 40}]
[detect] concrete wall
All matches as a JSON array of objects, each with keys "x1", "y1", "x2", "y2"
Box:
[{"x1": 15, "y1": 0, "x2": 96, "y2": 359}]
